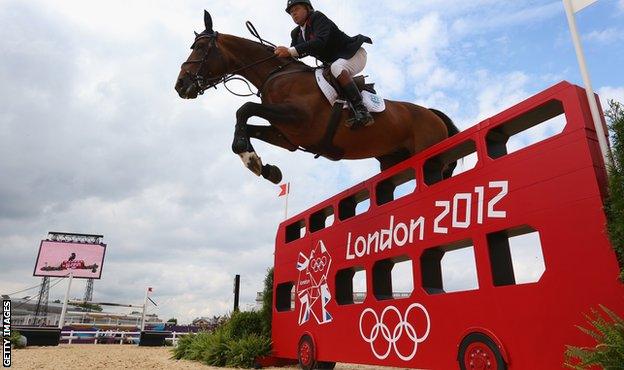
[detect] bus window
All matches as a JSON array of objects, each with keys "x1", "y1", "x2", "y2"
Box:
[
  {"x1": 424, "y1": 140, "x2": 478, "y2": 186},
  {"x1": 353, "y1": 269, "x2": 367, "y2": 303},
  {"x1": 285, "y1": 219, "x2": 306, "y2": 243},
  {"x1": 486, "y1": 99, "x2": 566, "y2": 159},
  {"x1": 372, "y1": 255, "x2": 413, "y2": 301},
  {"x1": 421, "y1": 240, "x2": 479, "y2": 294},
  {"x1": 338, "y1": 189, "x2": 370, "y2": 221},
  {"x1": 335, "y1": 266, "x2": 367, "y2": 305},
  {"x1": 375, "y1": 168, "x2": 417, "y2": 206},
  {"x1": 310, "y1": 206, "x2": 335, "y2": 233},
  {"x1": 487, "y1": 226, "x2": 546, "y2": 286},
  {"x1": 391, "y1": 258, "x2": 414, "y2": 299},
  {"x1": 275, "y1": 282, "x2": 295, "y2": 312}
]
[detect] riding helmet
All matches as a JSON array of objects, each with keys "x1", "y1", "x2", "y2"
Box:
[{"x1": 285, "y1": 0, "x2": 313, "y2": 13}]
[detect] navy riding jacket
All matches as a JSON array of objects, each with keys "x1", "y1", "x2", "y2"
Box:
[{"x1": 290, "y1": 11, "x2": 372, "y2": 64}]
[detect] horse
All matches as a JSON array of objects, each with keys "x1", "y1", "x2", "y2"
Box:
[{"x1": 175, "y1": 11, "x2": 459, "y2": 184}]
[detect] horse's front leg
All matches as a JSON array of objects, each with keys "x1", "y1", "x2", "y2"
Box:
[{"x1": 231, "y1": 102, "x2": 299, "y2": 184}]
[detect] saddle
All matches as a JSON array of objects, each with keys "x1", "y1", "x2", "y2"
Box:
[{"x1": 321, "y1": 68, "x2": 377, "y2": 97}]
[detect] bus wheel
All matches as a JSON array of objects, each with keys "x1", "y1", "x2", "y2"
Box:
[
  {"x1": 297, "y1": 335, "x2": 316, "y2": 370},
  {"x1": 316, "y1": 361, "x2": 336, "y2": 369},
  {"x1": 458, "y1": 333, "x2": 507, "y2": 370}
]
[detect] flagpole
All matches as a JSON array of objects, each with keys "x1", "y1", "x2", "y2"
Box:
[
  {"x1": 284, "y1": 183, "x2": 290, "y2": 220},
  {"x1": 140, "y1": 287, "x2": 149, "y2": 331},
  {"x1": 58, "y1": 273, "x2": 73, "y2": 329},
  {"x1": 563, "y1": 0, "x2": 612, "y2": 165}
]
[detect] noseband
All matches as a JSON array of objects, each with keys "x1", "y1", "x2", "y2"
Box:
[
  {"x1": 180, "y1": 32, "x2": 287, "y2": 97},
  {"x1": 181, "y1": 33, "x2": 227, "y2": 94}
]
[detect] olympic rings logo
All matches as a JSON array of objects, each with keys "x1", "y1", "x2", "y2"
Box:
[
  {"x1": 310, "y1": 256, "x2": 328, "y2": 272},
  {"x1": 358, "y1": 303, "x2": 431, "y2": 361}
]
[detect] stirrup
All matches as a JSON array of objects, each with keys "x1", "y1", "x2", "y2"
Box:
[{"x1": 346, "y1": 113, "x2": 374, "y2": 129}]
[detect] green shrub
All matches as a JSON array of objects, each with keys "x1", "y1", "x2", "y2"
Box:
[
  {"x1": 564, "y1": 305, "x2": 624, "y2": 369},
  {"x1": 226, "y1": 334, "x2": 272, "y2": 368},
  {"x1": 605, "y1": 100, "x2": 624, "y2": 279},
  {"x1": 10, "y1": 331, "x2": 25, "y2": 349},
  {"x1": 183, "y1": 332, "x2": 215, "y2": 361},
  {"x1": 171, "y1": 332, "x2": 195, "y2": 359},
  {"x1": 228, "y1": 310, "x2": 265, "y2": 341},
  {"x1": 261, "y1": 267, "x2": 274, "y2": 336},
  {"x1": 200, "y1": 327, "x2": 231, "y2": 367}
]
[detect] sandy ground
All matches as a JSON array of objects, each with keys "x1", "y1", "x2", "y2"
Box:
[{"x1": 10, "y1": 345, "x2": 411, "y2": 370}]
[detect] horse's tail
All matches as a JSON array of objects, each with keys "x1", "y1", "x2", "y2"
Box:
[
  {"x1": 429, "y1": 108, "x2": 459, "y2": 138},
  {"x1": 429, "y1": 108, "x2": 460, "y2": 179}
]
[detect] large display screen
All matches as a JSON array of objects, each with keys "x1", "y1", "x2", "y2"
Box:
[{"x1": 33, "y1": 241, "x2": 106, "y2": 279}]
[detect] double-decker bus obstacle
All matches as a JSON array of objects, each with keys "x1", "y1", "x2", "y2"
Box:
[{"x1": 264, "y1": 81, "x2": 624, "y2": 369}]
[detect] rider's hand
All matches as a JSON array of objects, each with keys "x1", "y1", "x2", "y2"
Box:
[{"x1": 274, "y1": 46, "x2": 292, "y2": 58}]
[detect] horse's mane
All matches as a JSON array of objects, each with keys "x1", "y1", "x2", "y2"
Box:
[{"x1": 224, "y1": 33, "x2": 313, "y2": 71}]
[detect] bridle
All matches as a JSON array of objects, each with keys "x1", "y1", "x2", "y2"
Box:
[{"x1": 180, "y1": 30, "x2": 294, "y2": 97}]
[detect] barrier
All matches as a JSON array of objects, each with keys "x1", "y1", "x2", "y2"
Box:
[
  {"x1": 270, "y1": 81, "x2": 624, "y2": 369},
  {"x1": 60, "y1": 330, "x2": 190, "y2": 346},
  {"x1": 139, "y1": 331, "x2": 172, "y2": 347},
  {"x1": 14, "y1": 327, "x2": 61, "y2": 346}
]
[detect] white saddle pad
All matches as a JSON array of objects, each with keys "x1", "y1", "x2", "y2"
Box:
[{"x1": 315, "y1": 69, "x2": 386, "y2": 113}]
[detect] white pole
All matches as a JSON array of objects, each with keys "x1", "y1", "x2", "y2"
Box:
[
  {"x1": 284, "y1": 185, "x2": 290, "y2": 220},
  {"x1": 563, "y1": 0, "x2": 611, "y2": 165},
  {"x1": 58, "y1": 273, "x2": 74, "y2": 329},
  {"x1": 140, "y1": 288, "x2": 149, "y2": 331}
]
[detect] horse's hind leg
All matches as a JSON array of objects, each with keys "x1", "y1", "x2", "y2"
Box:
[{"x1": 376, "y1": 148, "x2": 412, "y2": 171}]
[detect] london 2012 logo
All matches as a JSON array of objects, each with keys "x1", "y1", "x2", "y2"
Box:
[
  {"x1": 359, "y1": 304, "x2": 431, "y2": 361},
  {"x1": 296, "y1": 240, "x2": 333, "y2": 326}
]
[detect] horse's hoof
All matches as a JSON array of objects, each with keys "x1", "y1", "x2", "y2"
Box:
[{"x1": 261, "y1": 164, "x2": 282, "y2": 184}]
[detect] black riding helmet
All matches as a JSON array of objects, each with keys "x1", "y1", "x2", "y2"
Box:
[{"x1": 285, "y1": 0, "x2": 313, "y2": 13}]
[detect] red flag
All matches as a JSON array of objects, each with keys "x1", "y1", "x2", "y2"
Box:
[
  {"x1": 278, "y1": 183, "x2": 290, "y2": 197},
  {"x1": 148, "y1": 287, "x2": 153, "y2": 292}
]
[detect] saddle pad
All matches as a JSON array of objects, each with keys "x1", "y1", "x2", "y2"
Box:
[{"x1": 315, "y1": 69, "x2": 386, "y2": 113}]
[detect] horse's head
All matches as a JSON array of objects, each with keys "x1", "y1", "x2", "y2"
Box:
[{"x1": 175, "y1": 11, "x2": 229, "y2": 99}]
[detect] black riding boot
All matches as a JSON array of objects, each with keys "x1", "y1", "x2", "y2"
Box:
[{"x1": 338, "y1": 76, "x2": 374, "y2": 128}]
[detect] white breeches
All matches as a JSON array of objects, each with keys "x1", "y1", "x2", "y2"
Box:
[{"x1": 330, "y1": 47, "x2": 367, "y2": 78}]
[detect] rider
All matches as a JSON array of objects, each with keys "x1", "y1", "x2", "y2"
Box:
[{"x1": 274, "y1": 0, "x2": 374, "y2": 127}]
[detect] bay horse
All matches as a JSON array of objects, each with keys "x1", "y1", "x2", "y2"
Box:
[{"x1": 175, "y1": 11, "x2": 459, "y2": 184}]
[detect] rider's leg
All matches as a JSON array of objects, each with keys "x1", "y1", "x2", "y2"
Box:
[{"x1": 331, "y1": 48, "x2": 373, "y2": 127}]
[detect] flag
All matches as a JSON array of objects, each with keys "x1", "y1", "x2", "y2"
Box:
[
  {"x1": 278, "y1": 183, "x2": 290, "y2": 197},
  {"x1": 148, "y1": 287, "x2": 153, "y2": 292},
  {"x1": 569, "y1": 0, "x2": 597, "y2": 13}
]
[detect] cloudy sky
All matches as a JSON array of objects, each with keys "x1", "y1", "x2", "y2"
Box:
[{"x1": 1, "y1": 0, "x2": 623, "y2": 324}]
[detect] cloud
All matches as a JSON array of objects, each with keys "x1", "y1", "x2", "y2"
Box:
[
  {"x1": 583, "y1": 28, "x2": 624, "y2": 44},
  {"x1": 450, "y1": 2, "x2": 561, "y2": 37},
  {"x1": 473, "y1": 70, "x2": 531, "y2": 122},
  {"x1": 599, "y1": 86, "x2": 624, "y2": 107}
]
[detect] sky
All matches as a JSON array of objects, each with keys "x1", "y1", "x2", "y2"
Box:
[{"x1": 1, "y1": 0, "x2": 623, "y2": 324}]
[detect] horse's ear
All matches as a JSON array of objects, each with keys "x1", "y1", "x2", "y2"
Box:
[
  {"x1": 204, "y1": 10, "x2": 213, "y2": 33},
  {"x1": 194, "y1": 31, "x2": 199, "y2": 37}
]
